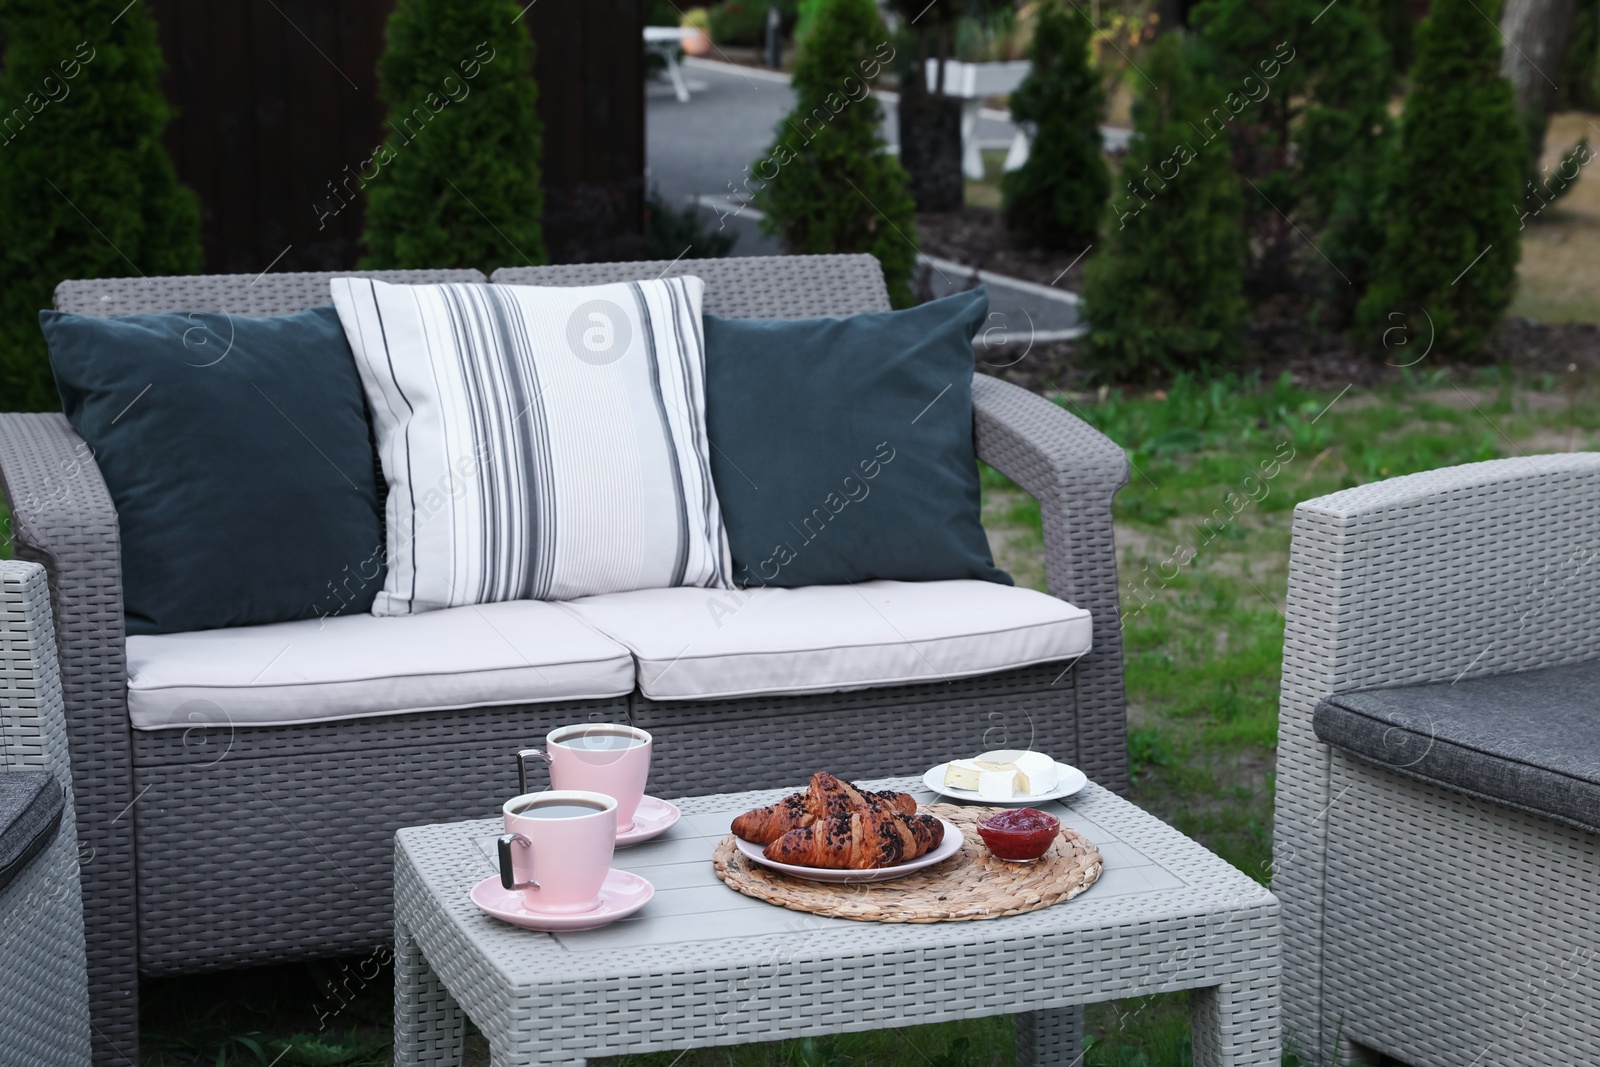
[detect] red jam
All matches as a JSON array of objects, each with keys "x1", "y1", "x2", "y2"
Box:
[{"x1": 976, "y1": 808, "x2": 1060, "y2": 862}]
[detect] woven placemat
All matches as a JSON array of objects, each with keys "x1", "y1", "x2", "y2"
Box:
[{"x1": 711, "y1": 803, "x2": 1102, "y2": 923}]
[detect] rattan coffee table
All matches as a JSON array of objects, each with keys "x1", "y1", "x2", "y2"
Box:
[{"x1": 393, "y1": 779, "x2": 1280, "y2": 1066}]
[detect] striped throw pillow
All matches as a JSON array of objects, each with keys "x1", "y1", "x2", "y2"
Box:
[{"x1": 331, "y1": 277, "x2": 731, "y2": 614}]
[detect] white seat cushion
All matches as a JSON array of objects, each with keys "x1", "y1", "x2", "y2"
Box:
[
  {"x1": 126, "y1": 601, "x2": 634, "y2": 730},
  {"x1": 560, "y1": 580, "x2": 1092, "y2": 701}
]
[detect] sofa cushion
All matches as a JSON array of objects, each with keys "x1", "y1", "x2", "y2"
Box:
[
  {"x1": 1314, "y1": 659, "x2": 1600, "y2": 835},
  {"x1": 126, "y1": 601, "x2": 635, "y2": 730},
  {"x1": 43, "y1": 306, "x2": 384, "y2": 635},
  {"x1": 330, "y1": 277, "x2": 731, "y2": 615},
  {"x1": 560, "y1": 580, "x2": 1091, "y2": 701},
  {"x1": 702, "y1": 288, "x2": 1010, "y2": 589},
  {"x1": 0, "y1": 772, "x2": 65, "y2": 895}
]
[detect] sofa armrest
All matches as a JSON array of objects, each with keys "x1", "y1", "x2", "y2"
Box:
[
  {"x1": 1273, "y1": 451, "x2": 1600, "y2": 1060},
  {"x1": 972, "y1": 374, "x2": 1131, "y2": 791},
  {"x1": 0, "y1": 414, "x2": 136, "y2": 1058}
]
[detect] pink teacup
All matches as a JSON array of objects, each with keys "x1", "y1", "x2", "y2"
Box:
[
  {"x1": 497, "y1": 790, "x2": 618, "y2": 914},
  {"x1": 517, "y1": 723, "x2": 652, "y2": 832}
]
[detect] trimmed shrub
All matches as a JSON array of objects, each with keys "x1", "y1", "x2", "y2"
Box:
[
  {"x1": 361, "y1": 0, "x2": 546, "y2": 271},
  {"x1": 0, "y1": 0, "x2": 201, "y2": 411},
  {"x1": 1000, "y1": 0, "x2": 1109, "y2": 251},
  {"x1": 1190, "y1": 0, "x2": 1394, "y2": 302},
  {"x1": 1356, "y1": 0, "x2": 1524, "y2": 360},
  {"x1": 1082, "y1": 34, "x2": 1248, "y2": 379},
  {"x1": 752, "y1": 0, "x2": 917, "y2": 306}
]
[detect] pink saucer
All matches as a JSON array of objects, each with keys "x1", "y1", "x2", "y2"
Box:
[
  {"x1": 470, "y1": 869, "x2": 654, "y2": 932},
  {"x1": 616, "y1": 795, "x2": 681, "y2": 847}
]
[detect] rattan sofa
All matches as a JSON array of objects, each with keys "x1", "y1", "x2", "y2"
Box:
[
  {"x1": 1, "y1": 560, "x2": 92, "y2": 1065},
  {"x1": 1273, "y1": 453, "x2": 1600, "y2": 1066},
  {"x1": 0, "y1": 253, "x2": 1130, "y2": 1066}
]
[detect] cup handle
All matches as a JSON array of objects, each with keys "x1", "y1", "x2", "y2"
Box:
[
  {"x1": 516, "y1": 748, "x2": 552, "y2": 796},
  {"x1": 497, "y1": 833, "x2": 539, "y2": 891}
]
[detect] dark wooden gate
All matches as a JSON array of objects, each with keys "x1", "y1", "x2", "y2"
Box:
[{"x1": 147, "y1": 0, "x2": 644, "y2": 274}]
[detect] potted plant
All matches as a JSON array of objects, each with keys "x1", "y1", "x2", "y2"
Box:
[{"x1": 681, "y1": 7, "x2": 713, "y2": 55}]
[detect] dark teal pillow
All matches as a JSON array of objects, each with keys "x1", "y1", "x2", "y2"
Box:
[
  {"x1": 42, "y1": 306, "x2": 384, "y2": 635},
  {"x1": 703, "y1": 288, "x2": 1010, "y2": 588}
]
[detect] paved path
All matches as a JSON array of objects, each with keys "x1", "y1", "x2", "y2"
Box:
[{"x1": 646, "y1": 57, "x2": 1088, "y2": 340}]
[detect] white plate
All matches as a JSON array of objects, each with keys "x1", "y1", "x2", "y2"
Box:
[
  {"x1": 734, "y1": 816, "x2": 964, "y2": 884},
  {"x1": 921, "y1": 760, "x2": 1088, "y2": 804}
]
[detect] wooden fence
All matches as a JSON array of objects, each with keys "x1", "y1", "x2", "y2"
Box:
[{"x1": 147, "y1": 0, "x2": 644, "y2": 274}]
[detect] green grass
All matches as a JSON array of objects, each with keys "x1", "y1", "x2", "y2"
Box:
[
  {"x1": 43, "y1": 367, "x2": 1600, "y2": 1066},
  {"x1": 980, "y1": 367, "x2": 1598, "y2": 1065}
]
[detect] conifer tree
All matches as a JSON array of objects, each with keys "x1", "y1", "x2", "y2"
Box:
[
  {"x1": 361, "y1": 0, "x2": 545, "y2": 270},
  {"x1": 1000, "y1": 0, "x2": 1109, "y2": 250},
  {"x1": 752, "y1": 0, "x2": 916, "y2": 306},
  {"x1": 1190, "y1": 0, "x2": 1393, "y2": 300},
  {"x1": 1356, "y1": 0, "x2": 1524, "y2": 359},
  {"x1": 1082, "y1": 34, "x2": 1247, "y2": 377},
  {"x1": 0, "y1": 0, "x2": 201, "y2": 411}
]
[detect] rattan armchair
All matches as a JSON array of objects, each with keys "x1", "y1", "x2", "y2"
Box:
[
  {"x1": 1, "y1": 560, "x2": 92, "y2": 1065},
  {"x1": 0, "y1": 254, "x2": 1130, "y2": 1065},
  {"x1": 1274, "y1": 453, "x2": 1600, "y2": 1065}
]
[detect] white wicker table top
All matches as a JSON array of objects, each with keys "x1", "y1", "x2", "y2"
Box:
[{"x1": 395, "y1": 778, "x2": 1277, "y2": 985}]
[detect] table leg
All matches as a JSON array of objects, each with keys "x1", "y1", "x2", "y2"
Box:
[
  {"x1": 959, "y1": 98, "x2": 985, "y2": 180},
  {"x1": 1190, "y1": 977, "x2": 1281, "y2": 1066},
  {"x1": 1002, "y1": 129, "x2": 1030, "y2": 173},
  {"x1": 665, "y1": 49, "x2": 691, "y2": 103},
  {"x1": 1015, "y1": 1005, "x2": 1086, "y2": 1066},
  {"x1": 394, "y1": 916, "x2": 466, "y2": 1066}
]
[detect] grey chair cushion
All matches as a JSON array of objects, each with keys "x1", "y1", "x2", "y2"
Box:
[
  {"x1": 0, "y1": 772, "x2": 65, "y2": 894},
  {"x1": 1314, "y1": 659, "x2": 1600, "y2": 835}
]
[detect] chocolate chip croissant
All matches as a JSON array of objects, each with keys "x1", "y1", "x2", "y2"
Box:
[
  {"x1": 762, "y1": 808, "x2": 946, "y2": 870},
  {"x1": 731, "y1": 770, "x2": 917, "y2": 845}
]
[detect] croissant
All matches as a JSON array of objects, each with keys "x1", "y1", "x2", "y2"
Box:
[
  {"x1": 731, "y1": 771, "x2": 917, "y2": 844},
  {"x1": 763, "y1": 809, "x2": 946, "y2": 870}
]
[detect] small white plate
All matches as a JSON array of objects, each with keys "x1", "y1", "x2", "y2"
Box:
[
  {"x1": 470, "y1": 869, "x2": 654, "y2": 932},
  {"x1": 616, "y1": 795, "x2": 681, "y2": 847},
  {"x1": 922, "y1": 760, "x2": 1088, "y2": 804},
  {"x1": 735, "y1": 817, "x2": 964, "y2": 883}
]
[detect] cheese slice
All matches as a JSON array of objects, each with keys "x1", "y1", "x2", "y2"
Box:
[
  {"x1": 1012, "y1": 751, "x2": 1057, "y2": 795},
  {"x1": 943, "y1": 759, "x2": 983, "y2": 790},
  {"x1": 946, "y1": 751, "x2": 1059, "y2": 797},
  {"x1": 976, "y1": 768, "x2": 1017, "y2": 801}
]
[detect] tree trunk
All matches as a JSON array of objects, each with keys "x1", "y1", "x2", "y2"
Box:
[
  {"x1": 897, "y1": 38, "x2": 965, "y2": 213},
  {"x1": 1499, "y1": 0, "x2": 1582, "y2": 165}
]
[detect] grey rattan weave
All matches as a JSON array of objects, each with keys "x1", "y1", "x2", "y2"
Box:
[
  {"x1": 0, "y1": 256, "x2": 1128, "y2": 1065},
  {"x1": 1273, "y1": 454, "x2": 1600, "y2": 1066},
  {"x1": 52, "y1": 268, "x2": 488, "y2": 317},
  {"x1": 393, "y1": 778, "x2": 1281, "y2": 1066},
  {"x1": 1, "y1": 560, "x2": 92, "y2": 1066}
]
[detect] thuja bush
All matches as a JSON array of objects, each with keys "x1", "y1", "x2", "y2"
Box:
[
  {"x1": 1190, "y1": 0, "x2": 1393, "y2": 301},
  {"x1": 752, "y1": 0, "x2": 916, "y2": 306},
  {"x1": 1356, "y1": 0, "x2": 1523, "y2": 360},
  {"x1": 361, "y1": 0, "x2": 546, "y2": 270},
  {"x1": 0, "y1": 0, "x2": 200, "y2": 411},
  {"x1": 1081, "y1": 34, "x2": 1248, "y2": 379},
  {"x1": 1000, "y1": 0, "x2": 1108, "y2": 250}
]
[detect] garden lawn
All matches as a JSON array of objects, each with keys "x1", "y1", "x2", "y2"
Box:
[{"x1": 15, "y1": 369, "x2": 1596, "y2": 1067}]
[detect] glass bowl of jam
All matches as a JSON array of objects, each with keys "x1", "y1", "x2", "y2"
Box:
[{"x1": 976, "y1": 808, "x2": 1060, "y2": 863}]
